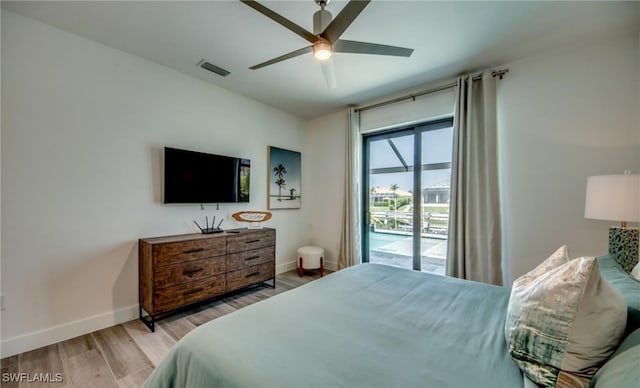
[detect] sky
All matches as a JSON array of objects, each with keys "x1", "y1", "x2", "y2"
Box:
[{"x1": 369, "y1": 127, "x2": 453, "y2": 191}]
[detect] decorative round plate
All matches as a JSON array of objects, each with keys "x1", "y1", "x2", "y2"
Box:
[{"x1": 232, "y1": 211, "x2": 272, "y2": 223}]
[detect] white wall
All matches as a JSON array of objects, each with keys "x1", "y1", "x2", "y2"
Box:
[
  {"x1": 306, "y1": 110, "x2": 348, "y2": 270},
  {"x1": 498, "y1": 34, "x2": 640, "y2": 284},
  {"x1": 1, "y1": 11, "x2": 309, "y2": 357}
]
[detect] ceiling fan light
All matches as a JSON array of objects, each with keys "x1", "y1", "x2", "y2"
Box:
[{"x1": 313, "y1": 41, "x2": 332, "y2": 61}]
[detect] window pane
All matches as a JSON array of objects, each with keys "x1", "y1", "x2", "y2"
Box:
[
  {"x1": 369, "y1": 136, "x2": 414, "y2": 170},
  {"x1": 420, "y1": 168, "x2": 450, "y2": 275},
  {"x1": 421, "y1": 126, "x2": 453, "y2": 165},
  {"x1": 368, "y1": 134, "x2": 415, "y2": 271}
]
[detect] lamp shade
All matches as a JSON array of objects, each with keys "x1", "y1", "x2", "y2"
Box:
[{"x1": 584, "y1": 174, "x2": 640, "y2": 223}]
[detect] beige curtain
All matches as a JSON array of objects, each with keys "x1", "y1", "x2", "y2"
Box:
[
  {"x1": 338, "y1": 107, "x2": 362, "y2": 269},
  {"x1": 446, "y1": 72, "x2": 503, "y2": 285}
]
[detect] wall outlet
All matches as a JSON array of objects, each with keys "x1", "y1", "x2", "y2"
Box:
[{"x1": 0, "y1": 295, "x2": 5, "y2": 311}]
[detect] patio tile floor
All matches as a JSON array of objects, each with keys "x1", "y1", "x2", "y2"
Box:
[{"x1": 369, "y1": 233, "x2": 446, "y2": 275}]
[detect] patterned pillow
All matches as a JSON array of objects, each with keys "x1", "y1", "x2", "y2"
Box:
[{"x1": 505, "y1": 256, "x2": 627, "y2": 387}]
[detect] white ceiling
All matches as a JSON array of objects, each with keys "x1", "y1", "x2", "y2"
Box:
[{"x1": 3, "y1": 1, "x2": 640, "y2": 119}]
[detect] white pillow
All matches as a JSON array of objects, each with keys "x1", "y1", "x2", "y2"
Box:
[
  {"x1": 517, "y1": 245, "x2": 569, "y2": 284},
  {"x1": 632, "y1": 261, "x2": 640, "y2": 281},
  {"x1": 505, "y1": 256, "x2": 627, "y2": 387}
]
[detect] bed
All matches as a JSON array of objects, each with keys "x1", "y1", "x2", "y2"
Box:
[
  {"x1": 142, "y1": 256, "x2": 640, "y2": 388},
  {"x1": 143, "y1": 263, "x2": 524, "y2": 387}
]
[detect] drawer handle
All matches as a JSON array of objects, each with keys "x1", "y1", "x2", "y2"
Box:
[
  {"x1": 245, "y1": 272, "x2": 260, "y2": 278},
  {"x1": 183, "y1": 248, "x2": 204, "y2": 254},
  {"x1": 245, "y1": 256, "x2": 260, "y2": 261},
  {"x1": 245, "y1": 239, "x2": 260, "y2": 244},
  {"x1": 182, "y1": 268, "x2": 203, "y2": 277},
  {"x1": 184, "y1": 287, "x2": 203, "y2": 296}
]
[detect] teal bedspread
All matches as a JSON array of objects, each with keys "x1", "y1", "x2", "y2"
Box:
[
  {"x1": 143, "y1": 263, "x2": 523, "y2": 387},
  {"x1": 597, "y1": 255, "x2": 640, "y2": 333}
]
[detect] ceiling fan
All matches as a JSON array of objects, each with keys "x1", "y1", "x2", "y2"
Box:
[{"x1": 240, "y1": 0, "x2": 414, "y2": 88}]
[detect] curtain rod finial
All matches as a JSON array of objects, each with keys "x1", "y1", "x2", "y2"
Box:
[{"x1": 491, "y1": 69, "x2": 509, "y2": 79}]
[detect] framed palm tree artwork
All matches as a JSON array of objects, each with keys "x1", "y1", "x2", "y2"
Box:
[{"x1": 268, "y1": 146, "x2": 301, "y2": 209}]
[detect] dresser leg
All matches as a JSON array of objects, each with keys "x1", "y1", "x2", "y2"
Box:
[
  {"x1": 320, "y1": 257, "x2": 324, "y2": 277},
  {"x1": 139, "y1": 306, "x2": 156, "y2": 332}
]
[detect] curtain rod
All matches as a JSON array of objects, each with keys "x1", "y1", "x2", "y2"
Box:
[{"x1": 355, "y1": 68, "x2": 509, "y2": 113}]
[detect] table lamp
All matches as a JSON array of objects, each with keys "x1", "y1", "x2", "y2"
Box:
[{"x1": 584, "y1": 171, "x2": 640, "y2": 272}]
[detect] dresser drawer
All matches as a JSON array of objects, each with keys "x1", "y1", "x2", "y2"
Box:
[
  {"x1": 226, "y1": 262, "x2": 275, "y2": 292},
  {"x1": 154, "y1": 238, "x2": 226, "y2": 267},
  {"x1": 154, "y1": 274, "x2": 226, "y2": 313},
  {"x1": 226, "y1": 246, "x2": 274, "y2": 272},
  {"x1": 226, "y1": 230, "x2": 275, "y2": 253},
  {"x1": 154, "y1": 257, "x2": 226, "y2": 288}
]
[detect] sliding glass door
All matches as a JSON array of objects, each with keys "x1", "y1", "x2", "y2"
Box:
[{"x1": 362, "y1": 118, "x2": 453, "y2": 273}]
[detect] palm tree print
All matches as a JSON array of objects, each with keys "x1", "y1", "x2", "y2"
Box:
[{"x1": 273, "y1": 163, "x2": 287, "y2": 201}]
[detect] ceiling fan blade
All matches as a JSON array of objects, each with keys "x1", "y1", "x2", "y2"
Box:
[
  {"x1": 249, "y1": 46, "x2": 313, "y2": 70},
  {"x1": 321, "y1": 0, "x2": 370, "y2": 43},
  {"x1": 334, "y1": 39, "x2": 414, "y2": 57},
  {"x1": 320, "y1": 59, "x2": 337, "y2": 89},
  {"x1": 241, "y1": 1, "x2": 319, "y2": 44}
]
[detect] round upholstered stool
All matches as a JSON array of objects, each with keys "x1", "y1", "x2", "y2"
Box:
[{"x1": 297, "y1": 246, "x2": 324, "y2": 277}]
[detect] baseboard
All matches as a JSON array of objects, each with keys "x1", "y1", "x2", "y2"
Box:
[
  {"x1": 276, "y1": 261, "x2": 298, "y2": 274},
  {"x1": 325, "y1": 261, "x2": 338, "y2": 271},
  {"x1": 1, "y1": 304, "x2": 138, "y2": 358},
  {"x1": 276, "y1": 260, "x2": 338, "y2": 274}
]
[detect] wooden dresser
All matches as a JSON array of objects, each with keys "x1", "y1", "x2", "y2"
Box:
[{"x1": 139, "y1": 228, "x2": 275, "y2": 331}]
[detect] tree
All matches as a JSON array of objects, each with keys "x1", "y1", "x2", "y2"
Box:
[
  {"x1": 273, "y1": 164, "x2": 287, "y2": 201},
  {"x1": 389, "y1": 184, "x2": 399, "y2": 228},
  {"x1": 389, "y1": 184, "x2": 400, "y2": 209}
]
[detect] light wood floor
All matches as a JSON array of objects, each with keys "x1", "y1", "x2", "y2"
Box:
[{"x1": 0, "y1": 269, "x2": 327, "y2": 388}]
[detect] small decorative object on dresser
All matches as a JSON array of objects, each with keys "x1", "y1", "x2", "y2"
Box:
[
  {"x1": 138, "y1": 228, "x2": 275, "y2": 331},
  {"x1": 232, "y1": 211, "x2": 272, "y2": 229}
]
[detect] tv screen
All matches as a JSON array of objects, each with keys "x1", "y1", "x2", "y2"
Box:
[{"x1": 163, "y1": 147, "x2": 250, "y2": 204}]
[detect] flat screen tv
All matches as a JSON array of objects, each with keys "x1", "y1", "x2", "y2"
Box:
[{"x1": 163, "y1": 147, "x2": 250, "y2": 204}]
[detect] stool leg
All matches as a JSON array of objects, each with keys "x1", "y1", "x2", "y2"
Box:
[
  {"x1": 299, "y1": 257, "x2": 303, "y2": 277},
  {"x1": 320, "y1": 257, "x2": 324, "y2": 277}
]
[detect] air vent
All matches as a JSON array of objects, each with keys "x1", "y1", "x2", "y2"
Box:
[{"x1": 198, "y1": 60, "x2": 230, "y2": 77}]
